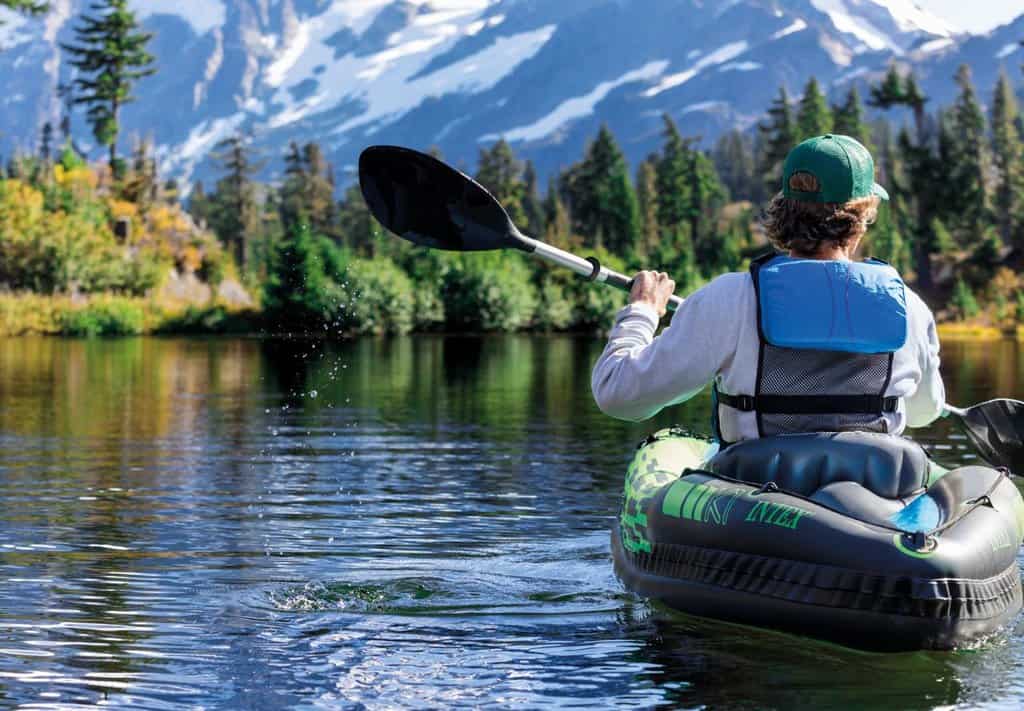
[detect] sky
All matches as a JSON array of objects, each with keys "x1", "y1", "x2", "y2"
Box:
[{"x1": 925, "y1": 0, "x2": 1022, "y2": 34}]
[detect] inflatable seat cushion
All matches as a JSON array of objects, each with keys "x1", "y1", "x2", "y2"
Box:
[{"x1": 708, "y1": 432, "x2": 929, "y2": 500}]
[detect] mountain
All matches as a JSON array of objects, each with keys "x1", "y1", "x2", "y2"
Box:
[{"x1": 0, "y1": 0, "x2": 1021, "y2": 190}]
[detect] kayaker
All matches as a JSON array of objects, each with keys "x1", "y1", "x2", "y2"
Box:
[{"x1": 592, "y1": 134, "x2": 944, "y2": 444}]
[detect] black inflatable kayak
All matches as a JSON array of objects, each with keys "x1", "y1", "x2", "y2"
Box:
[{"x1": 612, "y1": 429, "x2": 1024, "y2": 651}]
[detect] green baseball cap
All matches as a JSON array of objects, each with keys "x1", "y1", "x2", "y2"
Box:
[{"x1": 782, "y1": 134, "x2": 889, "y2": 203}]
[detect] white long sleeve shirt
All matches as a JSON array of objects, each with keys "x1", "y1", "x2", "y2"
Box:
[{"x1": 591, "y1": 271, "x2": 945, "y2": 442}]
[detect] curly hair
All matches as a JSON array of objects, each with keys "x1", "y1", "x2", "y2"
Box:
[{"x1": 761, "y1": 172, "x2": 880, "y2": 256}]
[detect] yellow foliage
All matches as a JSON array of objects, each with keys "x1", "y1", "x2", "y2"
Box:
[
  {"x1": 0, "y1": 180, "x2": 45, "y2": 232},
  {"x1": 108, "y1": 199, "x2": 139, "y2": 220},
  {"x1": 180, "y1": 245, "x2": 203, "y2": 273},
  {"x1": 148, "y1": 204, "x2": 190, "y2": 236},
  {"x1": 990, "y1": 268, "x2": 1020, "y2": 297},
  {"x1": 54, "y1": 164, "x2": 99, "y2": 192},
  {"x1": 0, "y1": 293, "x2": 63, "y2": 336}
]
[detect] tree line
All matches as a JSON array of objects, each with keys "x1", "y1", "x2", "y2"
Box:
[{"x1": 3, "y1": 0, "x2": 1024, "y2": 333}]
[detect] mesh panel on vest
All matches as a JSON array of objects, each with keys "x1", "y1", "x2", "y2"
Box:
[
  {"x1": 760, "y1": 344, "x2": 891, "y2": 395},
  {"x1": 758, "y1": 343, "x2": 891, "y2": 436}
]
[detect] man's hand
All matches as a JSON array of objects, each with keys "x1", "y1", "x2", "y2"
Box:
[{"x1": 630, "y1": 271, "x2": 676, "y2": 317}]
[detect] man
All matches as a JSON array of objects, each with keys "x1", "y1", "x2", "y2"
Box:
[{"x1": 592, "y1": 134, "x2": 944, "y2": 444}]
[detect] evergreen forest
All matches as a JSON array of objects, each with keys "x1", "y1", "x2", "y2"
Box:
[{"x1": 2, "y1": 0, "x2": 1024, "y2": 335}]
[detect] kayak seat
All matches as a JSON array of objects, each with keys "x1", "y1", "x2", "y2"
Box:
[{"x1": 707, "y1": 432, "x2": 929, "y2": 501}]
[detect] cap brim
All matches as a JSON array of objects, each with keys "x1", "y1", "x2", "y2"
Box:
[{"x1": 871, "y1": 182, "x2": 889, "y2": 201}]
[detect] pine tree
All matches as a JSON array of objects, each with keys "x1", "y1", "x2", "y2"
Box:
[
  {"x1": 542, "y1": 175, "x2": 571, "y2": 249},
  {"x1": 264, "y1": 221, "x2": 342, "y2": 329},
  {"x1": 831, "y1": 86, "x2": 872, "y2": 151},
  {"x1": 61, "y1": 0, "x2": 155, "y2": 174},
  {"x1": 869, "y1": 65, "x2": 928, "y2": 141},
  {"x1": 189, "y1": 180, "x2": 211, "y2": 226},
  {"x1": 564, "y1": 125, "x2": 640, "y2": 255},
  {"x1": 209, "y1": 133, "x2": 265, "y2": 269},
  {"x1": 947, "y1": 64, "x2": 988, "y2": 239},
  {"x1": 284, "y1": 141, "x2": 303, "y2": 179},
  {"x1": 338, "y1": 183, "x2": 381, "y2": 257},
  {"x1": 476, "y1": 139, "x2": 526, "y2": 226},
  {"x1": 991, "y1": 69, "x2": 1023, "y2": 246},
  {"x1": 687, "y1": 148, "x2": 727, "y2": 274},
  {"x1": 951, "y1": 277, "x2": 980, "y2": 320},
  {"x1": 903, "y1": 74, "x2": 929, "y2": 141},
  {"x1": 522, "y1": 160, "x2": 545, "y2": 237},
  {"x1": 870, "y1": 67, "x2": 936, "y2": 288},
  {"x1": 930, "y1": 217, "x2": 956, "y2": 256},
  {"x1": 279, "y1": 141, "x2": 305, "y2": 230},
  {"x1": 0, "y1": 1, "x2": 47, "y2": 18},
  {"x1": 301, "y1": 142, "x2": 339, "y2": 239},
  {"x1": 635, "y1": 157, "x2": 660, "y2": 258},
  {"x1": 656, "y1": 114, "x2": 693, "y2": 233},
  {"x1": 757, "y1": 87, "x2": 796, "y2": 196},
  {"x1": 122, "y1": 137, "x2": 158, "y2": 210},
  {"x1": 278, "y1": 141, "x2": 337, "y2": 239},
  {"x1": 869, "y1": 199, "x2": 909, "y2": 272},
  {"x1": 38, "y1": 122, "x2": 53, "y2": 163},
  {"x1": 712, "y1": 129, "x2": 756, "y2": 201},
  {"x1": 796, "y1": 77, "x2": 833, "y2": 140}
]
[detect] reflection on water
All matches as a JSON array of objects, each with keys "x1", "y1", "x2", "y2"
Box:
[{"x1": 0, "y1": 335, "x2": 1021, "y2": 709}]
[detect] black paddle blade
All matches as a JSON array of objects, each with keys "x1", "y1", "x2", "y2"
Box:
[
  {"x1": 956, "y1": 399, "x2": 1024, "y2": 473},
  {"x1": 358, "y1": 145, "x2": 524, "y2": 252}
]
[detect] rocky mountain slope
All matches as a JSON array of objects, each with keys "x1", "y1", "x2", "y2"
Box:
[{"x1": 0, "y1": 0, "x2": 1021, "y2": 188}]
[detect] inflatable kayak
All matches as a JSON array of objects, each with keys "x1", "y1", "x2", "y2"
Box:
[{"x1": 612, "y1": 428, "x2": 1024, "y2": 651}]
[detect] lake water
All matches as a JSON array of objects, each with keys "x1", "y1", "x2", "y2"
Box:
[{"x1": 0, "y1": 335, "x2": 1022, "y2": 709}]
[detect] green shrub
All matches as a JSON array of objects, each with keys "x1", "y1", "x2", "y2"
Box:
[
  {"x1": 951, "y1": 278, "x2": 980, "y2": 321},
  {"x1": 156, "y1": 304, "x2": 259, "y2": 334},
  {"x1": 341, "y1": 257, "x2": 416, "y2": 335},
  {"x1": 442, "y1": 253, "x2": 537, "y2": 331},
  {"x1": 568, "y1": 247, "x2": 629, "y2": 330},
  {"x1": 263, "y1": 224, "x2": 350, "y2": 331},
  {"x1": 534, "y1": 277, "x2": 574, "y2": 331},
  {"x1": 412, "y1": 287, "x2": 445, "y2": 331},
  {"x1": 60, "y1": 298, "x2": 147, "y2": 336},
  {"x1": 397, "y1": 250, "x2": 448, "y2": 330}
]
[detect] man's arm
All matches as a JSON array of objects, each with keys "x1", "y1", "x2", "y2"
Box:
[
  {"x1": 905, "y1": 299, "x2": 945, "y2": 428},
  {"x1": 591, "y1": 273, "x2": 737, "y2": 421}
]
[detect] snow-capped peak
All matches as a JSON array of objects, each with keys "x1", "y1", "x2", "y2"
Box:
[
  {"x1": 868, "y1": 0, "x2": 958, "y2": 36},
  {"x1": 808, "y1": 0, "x2": 957, "y2": 54}
]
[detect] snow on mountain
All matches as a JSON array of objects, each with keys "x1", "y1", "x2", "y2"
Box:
[
  {"x1": 136, "y1": 0, "x2": 226, "y2": 36},
  {"x1": 0, "y1": 1, "x2": 1020, "y2": 190},
  {"x1": 808, "y1": 0, "x2": 955, "y2": 53},
  {"x1": 484, "y1": 60, "x2": 668, "y2": 143},
  {"x1": 644, "y1": 42, "x2": 749, "y2": 98}
]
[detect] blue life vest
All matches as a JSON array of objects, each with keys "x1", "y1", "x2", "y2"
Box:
[
  {"x1": 715, "y1": 252, "x2": 908, "y2": 441},
  {"x1": 757, "y1": 256, "x2": 907, "y2": 354}
]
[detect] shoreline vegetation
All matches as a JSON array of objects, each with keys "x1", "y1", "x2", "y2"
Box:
[{"x1": 1, "y1": 3, "x2": 1023, "y2": 338}]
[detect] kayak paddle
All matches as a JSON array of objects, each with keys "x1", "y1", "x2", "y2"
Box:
[
  {"x1": 945, "y1": 400, "x2": 1024, "y2": 474},
  {"x1": 358, "y1": 145, "x2": 684, "y2": 312}
]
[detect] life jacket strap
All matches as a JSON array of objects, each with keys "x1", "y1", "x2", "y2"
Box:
[{"x1": 717, "y1": 392, "x2": 899, "y2": 415}]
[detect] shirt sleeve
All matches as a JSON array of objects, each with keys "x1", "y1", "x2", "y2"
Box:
[
  {"x1": 905, "y1": 296, "x2": 946, "y2": 428},
  {"x1": 590, "y1": 276, "x2": 739, "y2": 422}
]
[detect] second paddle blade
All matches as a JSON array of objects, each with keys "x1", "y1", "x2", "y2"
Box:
[
  {"x1": 358, "y1": 145, "x2": 520, "y2": 252},
  {"x1": 959, "y1": 399, "x2": 1024, "y2": 474}
]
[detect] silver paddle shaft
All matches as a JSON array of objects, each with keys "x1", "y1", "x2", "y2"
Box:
[{"x1": 517, "y1": 232, "x2": 685, "y2": 312}]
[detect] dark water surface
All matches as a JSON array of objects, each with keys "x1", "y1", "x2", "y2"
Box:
[{"x1": 0, "y1": 335, "x2": 1023, "y2": 709}]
